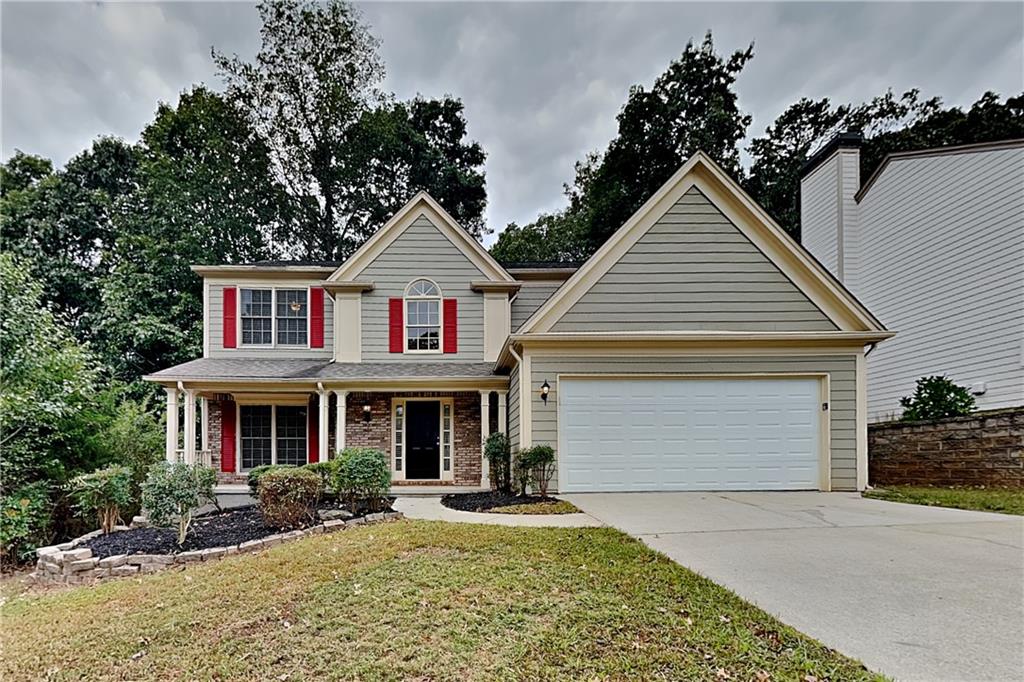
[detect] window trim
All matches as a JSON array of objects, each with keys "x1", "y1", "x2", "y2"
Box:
[
  {"x1": 234, "y1": 398, "x2": 310, "y2": 473},
  {"x1": 237, "y1": 286, "x2": 312, "y2": 350},
  {"x1": 403, "y1": 278, "x2": 443, "y2": 355}
]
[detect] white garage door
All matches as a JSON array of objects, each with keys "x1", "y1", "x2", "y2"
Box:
[{"x1": 559, "y1": 377, "x2": 821, "y2": 492}]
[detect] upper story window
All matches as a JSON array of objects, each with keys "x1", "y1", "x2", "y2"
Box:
[
  {"x1": 405, "y1": 279, "x2": 440, "y2": 352},
  {"x1": 240, "y1": 288, "x2": 307, "y2": 347}
]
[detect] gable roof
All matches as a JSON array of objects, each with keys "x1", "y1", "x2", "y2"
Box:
[
  {"x1": 327, "y1": 192, "x2": 514, "y2": 283},
  {"x1": 518, "y1": 151, "x2": 888, "y2": 335}
]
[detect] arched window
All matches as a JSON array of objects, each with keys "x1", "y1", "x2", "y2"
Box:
[{"x1": 405, "y1": 279, "x2": 441, "y2": 351}]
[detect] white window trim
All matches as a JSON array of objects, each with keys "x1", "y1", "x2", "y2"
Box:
[
  {"x1": 403, "y1": 278, "x2": 444, "y2": 355},
  {"x1": 390, "y1": 397, "x2": 454, "y2": 482},
  {"x1": 238, "y1": 286, "x2": 312, "y2": 350},
  {"x1": 235, "y1": 398, "x2": 310, "y2": 473}
]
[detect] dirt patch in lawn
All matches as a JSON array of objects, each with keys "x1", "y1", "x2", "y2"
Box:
[{"x1": 441, "y1": 492, "x2": 580, "y2": 515}]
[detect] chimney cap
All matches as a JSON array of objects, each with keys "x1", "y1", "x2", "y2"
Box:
[{"x1": 800, "y1": 131, "x2": 864, "y2": 180}]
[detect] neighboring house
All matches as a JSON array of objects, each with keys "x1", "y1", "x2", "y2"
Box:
[
  {"x1": 145, "y1": 152, "x2": 891, "y2": 493},
  {"x1": 800, "y1": 135, "x2": 1024, "y2": 421}
]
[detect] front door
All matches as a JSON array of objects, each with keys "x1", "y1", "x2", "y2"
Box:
[{"x1": 405, "y1": 401, "x2": 440, "y2": 479}]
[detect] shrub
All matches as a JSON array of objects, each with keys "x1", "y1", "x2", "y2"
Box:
[
  {"x1": 333, "y1": 448, "x2": 391, "y2": 512},
  {"x1": 141, "y1": 462, "x2": 217, "y2": 546},
  {"x1": 69, "y1": 466, "x2": 133, "y2": 534},
  {"x1": 484, "y1": 432, "x2": 512, "y2": 494},
  {"x1": 101, "y1": 398, "x2": 164, "y2": 510},
  {"x1": 513, "y1": 450, "x2": 532, "y2": 497},
  {"x1": 900, "y1": 376, "x2": 976, "y2": 422},
  {"x1": 303, "y1": 460, "x2": 338, "y2": 495},
  {"x1": 0, "y1": 482, "x2": 51, "y2": 564},
  {"x1": 257, "y1": 468, "x2": 322, "y2": 529},
  {"x1": 247, "y1": 464, "x2": 295, "y2": 495},
  {"x1": 522, "y1": 445, "x2": 556, "y2": 497}
]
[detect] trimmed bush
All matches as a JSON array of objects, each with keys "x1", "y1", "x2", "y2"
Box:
[
  {"x1": 513, "y1": 450, "x2": 533, "y2": 497},
  {"x1": 521, "y1": 445, "x2": 556, "y2": 497},
  {"x1": 485, "y1": 432, "x2": 512, "y2": 494},
  {"x1": 247, "y1": 464, "x2": 295, "y2": 495},
  {"x1": 257, "y1": 468, "x2": 322, "y2": 529},
  {"x1": 142, "y1": 462, "x2": 217, "y2": 546},
  {"x1": 333, "y1": 448, "x2": 391, "y2": 512},
  {"x1": 900, "y1": 375, "x2": 976, "y2": 422},
  {"x1": 303, "y1": 460, "x2": 338, "y2": 495},
  {"x1": 0, "y1": 482, "x2": 51, "y2": 564},
  {"x1": 69, "y1": 465, "x2": 133, "y2": 534}
]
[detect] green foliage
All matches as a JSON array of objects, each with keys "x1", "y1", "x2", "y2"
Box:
[
  {"x1": 0, "y1": 483, "x2": 52, "y2": 564},
  {"x1": 303, "y1": 461, "x2": 339, "y2": 495},
  {"x1": 333, "y1": 448, "x2": 391, "y2": 512},
  {"x1": 512, "y1": 451, "x2": 533, "y2": 497},
  {"x1": 141, "y1": 462, "x2": 217, "y2": 545},
  {"x1": 490, "y1": 212, "x2": 588, "y2": 265},
  {"x1": 98, "y1": 398, "x2": 164, "y2": 503},
  {"x1": 518, "y1": 445, "x2": 557, "y2": 498},
  {"x1": 69, "y1": 466, "x2": 133, "y2": 534},
  {"x1": 257, "y1": 468, "x2": 323, "y2": 529},
  {"x1": 484, "y1": 432, "x2": 512, "y2": 494},
  {"x1": 899, "y1": 376, "x2": 976, "y2": 422},
  {"x1": 247, "y1": 464, "x2": 296, "y2": 495}
]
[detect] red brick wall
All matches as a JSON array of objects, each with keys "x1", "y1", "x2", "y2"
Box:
[{"x1": 869, "y1": 407, "x2": 1024, "y2": 488}]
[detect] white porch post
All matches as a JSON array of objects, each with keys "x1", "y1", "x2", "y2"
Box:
[
  {"x1": 497, "y1": 390, "x2": 508, "y2": 436},
  {"x1": 479, "y1": 390, "x2": 491, "y2": 487},
  {"x1": 200, "y1": 397, "x2": 209, "y2": 452},
  {"x1": 334, "y1": 390, "x2": 347, "y2": 454},
  {"x1": 164, "y1": 387, "x2": 179, "y2": 463},
  {"x1": 183, "y1": 387, "x2": 197, "y2": 465},
  {"x1": 318, "y1": 388, "x2": 330, "y2": 462}
]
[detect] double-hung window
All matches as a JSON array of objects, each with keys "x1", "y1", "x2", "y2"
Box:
[
  {"x1": 241, "y1": 289, "x2": 273, "y2": 345},
  {"x1": 239, "y1": 288, "x2": 307, "y2": 347},
  {"x1": 276, "y1": 290, "x2": 307, "y2": 346},
  {"x1": 239, "y1": 404, "x2": 308, "y2": 470},
  {"x1": 405, "y1": 279, "x2": 441, "y2": 352}
]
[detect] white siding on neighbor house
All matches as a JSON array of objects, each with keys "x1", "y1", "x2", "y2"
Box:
[
  {"x1": 353, "y1": 214, "x2": 487, "y2": 361},
  {"x1": 551, "y1": 188, "x2": 838, "y2": 332},
  {"x1": 510, "y1": 281, "x2": 562, "y2": 331},
  {"x1": 801, "y1": 156, "x2": 840, "y2": 275},
  {"x1": 856, "y1": 146, "x2": 1024, "y2": 418},
  {"x1": 207, "y1": 279, "x2": 334, "y2": 359}
]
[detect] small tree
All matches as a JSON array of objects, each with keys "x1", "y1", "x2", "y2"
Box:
[
  {"x1": 484, "y1": 432, "x2": 511, "y2": 494},
  {"x1": 333, "y1": 448, "x2": 391, "y2": 512},
  {"x1": 900, "y1": 376, "x2": 976, "y2": 422},
  {"x1": 69, "y1": 466, "x2": 133, "y2": 534},
  {"x1": 512, "y1": 450, "x2": 533, "y2": 497},
  {"x1": 141, "y1": 462, "x2": 217, "y2": 546},
  {"x1": 524, "y1": 445, "x2": 556, "y2": 498}
]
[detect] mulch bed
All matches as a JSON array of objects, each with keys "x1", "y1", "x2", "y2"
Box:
[
  {"x1": 85, "y1": 500, "x2": 393, "y2": 559},
  {"x1": 441, "y1": 491, "x2": 565, "y2": 513}
]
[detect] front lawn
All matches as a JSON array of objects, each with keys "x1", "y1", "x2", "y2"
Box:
[
  {"x1": 490, "y1": 499, "x2": 580, "y2": 515},
  {"x1": 1, "y1": 521, "x2": 881, "y2": 681},
  {"x1": 864, "y1": 485, "x2": 1024, "y2": 515}
]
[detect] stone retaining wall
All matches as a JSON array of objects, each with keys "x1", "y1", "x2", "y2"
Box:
[
  {"x1": 869, "y1": 407, "x2": 1024, "y2": 488},
  {"x1": 32, "y1": 512, "x2": 404, "y2": 586}
]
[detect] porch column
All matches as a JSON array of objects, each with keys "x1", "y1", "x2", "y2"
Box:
[
  {"x1": 479, "y1": 390, "x2": 490, "y2": 487},
  {"x1": 164, "y1": 387, "x2": 179, "y2": 463},
  {"x1": 183, "y1": 388, "x2": 197, "y2": 465},
  {"x1": 200, "y1": 397, "x2": 209, "y2": 452},
  {"x1": 318, "y1": 388, "x2": 330, "y2": 462},
  {"x1": 334, "y1": 390, "x2": 347, "y2": 454},
  {"x1": 497, "y1": 390, "x2": 508, "y2": 435}
]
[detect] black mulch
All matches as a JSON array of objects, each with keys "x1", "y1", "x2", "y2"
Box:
[
  {"x1": 84, "y1": 500, "x2": 393, "y2": 559},
  {"x1": 440, "y1": 491, "x2": 562, "y2": 513}
]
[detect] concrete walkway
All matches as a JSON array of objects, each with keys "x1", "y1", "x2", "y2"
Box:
[
  {"x1": 564, "y1": 491, "x2": 1024, "y2": 682},
  {"x1": 394, "y1": 496, "x2": 604, "y2": 527}
]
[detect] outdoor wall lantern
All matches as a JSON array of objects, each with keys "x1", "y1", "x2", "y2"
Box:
[
  {"x1": 362, "y1": 404, "x2": 372, "y2": 422},
  {"x1": 540, "y1": 380, "x2": 550, "y2": 404}
]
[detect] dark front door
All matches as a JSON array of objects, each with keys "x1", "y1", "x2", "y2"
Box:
[{"x1": 405, "y1": 401, "x2": 440, "y2": 479}]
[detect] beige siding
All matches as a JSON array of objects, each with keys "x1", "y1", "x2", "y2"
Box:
[
  {"x1": 528, "y1": 354, "x2": 858, "y2": 491},
  {"x1": 355, "y1": 214, "x2": 486, "y2": 361},
  {"x1": 207, "y1": 279, "x2": 334, "y2": 359},
  {"x1": 551, "y1": 188, "x2": 837, "y2": 332},
  {"x1": 507, "y1": 365, "x2": 520, "y2": 451},
  {"x1": 511, "y1": 281, "x2": 562, "y2": 331},
  {"x1": 857, "y1": 146, "x2": 1024, "y2": 417}
]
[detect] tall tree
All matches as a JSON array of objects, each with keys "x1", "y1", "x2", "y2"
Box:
[
  {"x1": 489, "y1": 212, "x2": 588, "y2": 264},
  {"x1": 215, "y1": 0, "x2": 487, "y2": 259}
]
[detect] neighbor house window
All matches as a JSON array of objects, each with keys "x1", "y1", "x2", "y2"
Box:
[
  {"x1": 276, "y1": 289, "x2": 308, "y2": 346},
  {"x1": 240, "y1": 405, "x2": 272, "y2": 469},
  {"x1": 241, "y1": 289, "x2": 273, "y2": 345},
  {"x1": 405, "y1": 279, "x2": 440, "y2": 351},
  {"x1": 239, "y1": 404, "x2": 308, "y2": 470}
]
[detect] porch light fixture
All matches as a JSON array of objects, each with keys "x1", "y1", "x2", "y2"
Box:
[
  {"x1": 540, "y1": 380, "x2": 550, "y2": 404},
  {"x1": 362, "y1": 404, "x2": 372, "y2": 422},
  {"x1": 289, "y1": 300, "x2": 302, "y2": 312}
]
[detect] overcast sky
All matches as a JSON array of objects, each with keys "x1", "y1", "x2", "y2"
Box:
[{"x1": 2, "y1": 1, "x2": 1021, "y2": 244}]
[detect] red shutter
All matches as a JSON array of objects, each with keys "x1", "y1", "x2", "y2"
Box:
[
  {"x1": 220, "y1": 401, "x2": 236, "y2": 473},
  {"x1": 307, "y1": 400, "x2": 319, "y2": 464},
  {"x1": 388, "y1": 298, "x2": 404, "y2": 353},
  {"x1": 443, "y1": 298, "x2": 458, "y2": 354},
  {"x1": 310, "y1": 287, "x2": 324, "y2": 348},
  {"x1": 223, "y1": 287, "x2": 237, "y2": 349}
]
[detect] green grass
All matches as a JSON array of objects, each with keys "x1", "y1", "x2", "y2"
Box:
[
  {"x1": 0, "y1": 520, "x2": 882, "y2": 681},
  {"x1": 489, "y1": 499, "x2": 581, "y2": 515},
  {"x1": 864, "y1": 486, "x2": 1024, "y2": 515}
]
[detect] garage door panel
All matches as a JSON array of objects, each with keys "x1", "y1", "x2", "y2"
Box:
[{"x1": 559, "y1": 377, "x2": 821, "y2": 492}]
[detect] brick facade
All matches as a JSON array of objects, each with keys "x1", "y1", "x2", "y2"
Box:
[{"x1": 869, "y1": 407, "x2": 1024, "y2": 488}]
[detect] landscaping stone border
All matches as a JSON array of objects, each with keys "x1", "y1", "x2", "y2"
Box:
[{"x1": 31, "y1": 511, "x2": 404, "y2": 586}]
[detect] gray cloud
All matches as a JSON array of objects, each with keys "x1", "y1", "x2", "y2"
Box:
[{"x1": 3, "y1": 2, "x2": 1021, "y2": 245}]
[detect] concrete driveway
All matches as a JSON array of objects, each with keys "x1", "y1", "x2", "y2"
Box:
[{"x1": 563, "y1": 492, "x2": 1024, "y2": 682}]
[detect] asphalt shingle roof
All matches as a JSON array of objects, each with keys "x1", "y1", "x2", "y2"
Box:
[{"x1": 145, "y1": 358, "x2": 502, "y2": 381}]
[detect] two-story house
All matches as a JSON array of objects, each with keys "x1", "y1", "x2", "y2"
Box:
[{"x1": 145, "y1": 152, "x2": 892, "y2": 492}]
